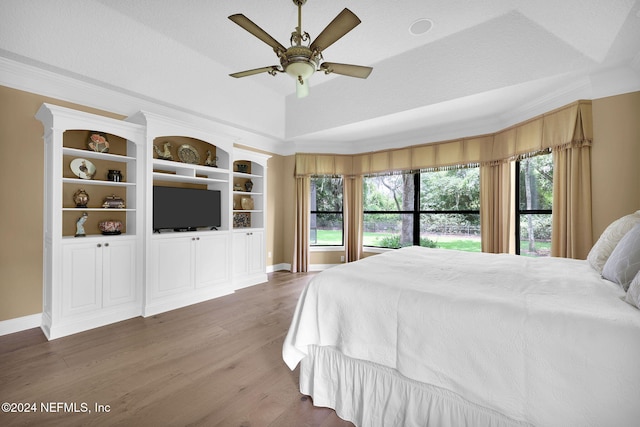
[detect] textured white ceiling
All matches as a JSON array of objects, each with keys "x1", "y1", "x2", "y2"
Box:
[{"x1": 1, "y1": 0, "x2": 639, "y2": 153}]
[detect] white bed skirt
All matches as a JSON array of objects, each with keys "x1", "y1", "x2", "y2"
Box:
[{"x1": 300, "y1": 345, "x2": 532, "y2": 427}]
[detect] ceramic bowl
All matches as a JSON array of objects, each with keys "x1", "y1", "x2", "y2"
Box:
[{"x1": 98, "y1": 220, "x2": 123, "y2": 235}]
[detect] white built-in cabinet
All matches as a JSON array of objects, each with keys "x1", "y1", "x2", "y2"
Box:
[
  {"x1": 36, "y1": 104, "x2": 145, "y2": 339},
  {"x1": 232, "y1": 148, "x2": 270, "y2": 288},
  {"x1": 36, "y1": 105, "x2": 271, "y2": 340},
  {"x1": 62, "y1": 237, "x2": 137, "y2": 315},
  {"x1": 148, "y1": 232, "x2": 230, "y2": 315}
]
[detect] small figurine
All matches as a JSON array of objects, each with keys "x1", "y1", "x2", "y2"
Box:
[
  {"x1": 153, "y1": 142, "x2": 173, "y2": 160},
  {"x1": 87, "y1": 132, "x2": 109, "y2": 153},
  {"x1": 75, "y1": 212, "x2": 88, "y2": 237},
  {"x1": 205, "y1": 150, "x2": 218, "y2": 167}
]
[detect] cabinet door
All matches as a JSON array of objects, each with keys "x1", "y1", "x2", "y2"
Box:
[
  {"x1": 102, "y1": 239, "x2": 137, "y2": 307},
  {"x1": 151, "y1": 236, "x2": 193, "y2": 297},
  {"x1": 62, "y1": 242, "x2": 102, "y2": 316},
  {"x1": 232, "y1": 232, "x2": 249, "y2": 276},
  {"x1": 247, "y1": 230, "x2": 265, "y2": 275},
  {"x1": 195, "y1": 234, "x2": 229, "y2": 289}
]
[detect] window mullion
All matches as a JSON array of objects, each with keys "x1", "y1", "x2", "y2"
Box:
[{"x1": 413, "y1": 172, "x2": 420, "y2": 246}]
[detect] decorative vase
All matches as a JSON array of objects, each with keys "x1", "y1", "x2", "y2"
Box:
[
  {"x1": 107, "y1": 169, "x2": 123, "y2": 182},
  {"x1": 244, "y1": 180, "x2": 253, "y2": 192},
  {"x1": 73, "y1": 189, "x2": 89, "y2": 208},
  {"x1": 87, "y1": 131, "x2": 109, "y2": 153}
]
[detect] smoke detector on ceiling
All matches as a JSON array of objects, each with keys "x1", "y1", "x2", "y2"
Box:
[{"x1": 409, "y1": 18, "x2": 433, "y2": 35}]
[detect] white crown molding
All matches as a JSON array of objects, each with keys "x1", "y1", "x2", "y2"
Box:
[
  {"x1": 2, "y1": 56, "x2": 638, "y2": 158},
  {"x1": 0, "y1": 56, "x2": 290, "y2": 155}
]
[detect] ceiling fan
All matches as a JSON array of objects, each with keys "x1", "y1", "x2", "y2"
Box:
[{"x1": 228, "y1": 0, "x2": 373, "y2": 98}]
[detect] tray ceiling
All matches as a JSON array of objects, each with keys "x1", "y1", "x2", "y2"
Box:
[{"x1": 1, "y1": 0, "x2": 639, "y2": 154}]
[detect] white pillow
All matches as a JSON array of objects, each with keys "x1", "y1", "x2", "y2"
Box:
[
  {"x1": 587, "y1": 210, "x2": 640, "y2": 273},
  {"x1": 602, "y1": 223, "x2": 640, "y2": 291},
  {"x1": 625, "y1": 271, "x2": 640, "y2": 310}
]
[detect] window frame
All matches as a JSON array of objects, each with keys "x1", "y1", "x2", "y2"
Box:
[
  {"x1": 310, "y1": 175, "x2": 345, "y2": 248},
  {"x1": 363, "y1": 169, "x2": 480, "y2": 249},
  {"x1": 514, "y1": 153, "x2": 553, "y2": 256}
]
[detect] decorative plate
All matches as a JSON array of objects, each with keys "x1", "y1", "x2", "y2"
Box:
[
  {"x1": 70, "y1": 158, "x2": 96, "y2": 179},
  {"x1": 177, "y1": 144, "x2": 200, "y2": 164}
]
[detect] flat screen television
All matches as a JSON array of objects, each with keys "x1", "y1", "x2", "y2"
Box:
[{"x1": 153, "y1": 186, "x2": 221, "y2": 232}]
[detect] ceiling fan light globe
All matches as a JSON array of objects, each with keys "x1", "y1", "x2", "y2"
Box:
[{"x1": 285, "y1": 61, "x2": 315, "y2": 80}]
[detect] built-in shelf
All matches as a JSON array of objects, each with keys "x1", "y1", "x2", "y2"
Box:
[
  {"x1": 63, "y1": 178, "x2": 136, "y2": 187},
  {"x1": 233, "y1": 191, "x2": 262, "y2": 196},
  {"x1": 152, "y1": 172, "x2": 227, "y2": 185},
  {"x1": 62, "y1": 147, "x2": 136, "y2": 163},
  {"x1": 233, "y1": 172, "x2": 262, "y2": 179},
  {"x1": 62, "y1": 208, "x2": 135, "y2": 212},
  {"x1": 153, "y1": 159, "x2": 229, "y2": 176}
]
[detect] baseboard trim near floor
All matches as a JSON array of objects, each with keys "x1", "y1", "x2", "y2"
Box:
[
  {"x1": 0, "y1": 313, "x2": 42, "y2": 337},
  {"x1": 267, "y1": 263, "x2": 291, "y2": 273},
  {"x1": 309, "y1": 264, "x2": 340, "y2": 272}
]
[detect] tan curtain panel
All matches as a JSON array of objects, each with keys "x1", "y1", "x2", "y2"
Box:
[
  {"x1": 292, "y1": 176, "x2": 310, "y2": 272},
  {"x1": 550, "y1": 102, "x2": 593, "y2": 259},
  {"x1": 344, "y1": 176, "x2": 363, "y2": 262},
  {"x1": 480, "y1": 161, "x2": 512, "y2": 253}
]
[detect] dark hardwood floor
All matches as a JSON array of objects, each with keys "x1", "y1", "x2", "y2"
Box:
[{"x1": 0, "y1": 272, "x2": 355, "y2": 427}]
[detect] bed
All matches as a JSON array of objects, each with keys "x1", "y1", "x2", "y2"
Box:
[{"x1": 282, "y1": 244, "x2": 640, "y2": 426}]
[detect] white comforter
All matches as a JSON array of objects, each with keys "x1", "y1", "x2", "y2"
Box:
[{"x1": 283, "y1": 247, "x2": 640, "y2": 426}]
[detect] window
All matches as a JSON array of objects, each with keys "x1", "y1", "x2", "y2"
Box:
[
  {"x1": 420, "y1": 168, "x2": 481, "y2": 251},
  {"x1": 516, "y1": 153, "x2": 553, "y2": 257},
  {"x1": 363, "y1": 173, "x2": 415, "y2": 248},
  {"x1": 363, "y1": 168, "x2": 480, "y2": 251},
  {"x1": 310, "y1": 176, "x2": 343, "y2": 246}
]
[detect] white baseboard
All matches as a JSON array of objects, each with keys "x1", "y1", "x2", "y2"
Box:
[
  {"x1": 309, "y1": 263, "x2": 340, "y2": 272},
  {"x1": 0, "y1": 313, "x2": 42, "y2": 337},
  {"x1": 267, "y1": 263, "x2": 291, "y2": 273}
]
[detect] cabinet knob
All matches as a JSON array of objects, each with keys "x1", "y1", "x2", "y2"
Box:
[
  {"x1": 97, "y1": 243, "x2": 102, "y2": 248},
  {"x1": 104, "y1": 243, "x2": 109, "y2": 247}
]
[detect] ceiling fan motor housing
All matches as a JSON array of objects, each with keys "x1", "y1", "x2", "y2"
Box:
[{"x1": 281, "y1": 45, "x2": 319, "y2": 81}]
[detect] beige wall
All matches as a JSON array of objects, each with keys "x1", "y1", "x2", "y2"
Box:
[
  {"x1": 1, "y1": 85, "x2": 639, "y2": 322},
  {"x1": 0, "y1": 86, "x2": 125, "y2": 321},
  {"x1": 591, "y1": 92, "x2": 640, "y2": 239}
]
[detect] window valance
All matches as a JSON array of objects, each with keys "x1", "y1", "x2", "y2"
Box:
[{"x1": 295, "y1": 100, "x2": 592, "y2": 177}]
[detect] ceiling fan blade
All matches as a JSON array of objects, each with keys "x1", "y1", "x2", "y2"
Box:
[
  {"x1": 310, "y1": 8, "x2": 361, "y2": 53},
  {"x1": 228, "y1": 14, "x2": 286, "y2": 53},
  {"x1": 230, "y1": 66, "x2": 280, "y2": 78},
  {"x1": 320, "y1": 62, "x2": 373, "y2": 79}
]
